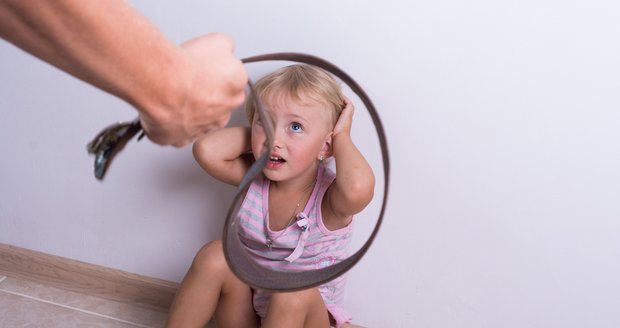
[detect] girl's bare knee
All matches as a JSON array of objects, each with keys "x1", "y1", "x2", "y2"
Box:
[
  {"x1": 191, "y1": 240, "x2": 246, "y2": 294},
  {"x1": 192, "y1": 240, "x2": 227, "y2": 273},
  {"x1": 270, "y1": 288, "x2": 322, "y2": 311},
  {"x1": 265, "y1": 289, "x2": 329, "y2": 327}
]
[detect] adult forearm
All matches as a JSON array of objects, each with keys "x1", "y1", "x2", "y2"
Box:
[
  {"x1": 0, "y1": 0, "x2": 185, "y2": 111},
  {"x1": 0, "y1": 0, "x2": 247, "y2": 147}
]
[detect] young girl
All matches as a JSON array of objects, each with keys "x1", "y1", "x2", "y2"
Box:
[{"x1": 166, "y1": 64, "x2": 375, "y2": 328}]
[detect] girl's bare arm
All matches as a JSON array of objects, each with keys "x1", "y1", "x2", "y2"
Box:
[
  {"x1": 324, "y1": 99, "x2": 375, "y2": 228},
  {"x1": 192, "y1": 127, "x2": 252, "y2": 186}
]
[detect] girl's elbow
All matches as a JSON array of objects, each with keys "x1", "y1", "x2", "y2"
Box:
[
  {"x1": 347, "y1": 180, "x2": 375, "y2": 212},
  {"x1": 192, "y1": 140, "x2": 210, "y2": 164},
  {"x1": 192, "y1": 140, "x2": 202, "y2": 160}
]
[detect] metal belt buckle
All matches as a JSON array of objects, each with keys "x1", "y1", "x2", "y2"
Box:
[{"x1": 86, "y1": 119, "x2": 144, "y2": 180}]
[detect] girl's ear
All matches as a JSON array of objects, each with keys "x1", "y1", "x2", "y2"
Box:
[{"x1": 319, "y1": 132, "x2": 334, "y2": 160}]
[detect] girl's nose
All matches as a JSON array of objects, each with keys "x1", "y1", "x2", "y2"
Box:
[{"x1": 272, "y1": 126, "x2": 285, "y2": 149}]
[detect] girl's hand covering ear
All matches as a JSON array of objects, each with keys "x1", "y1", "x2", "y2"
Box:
[{"x1": 333, "y1": 97, "x2": 354, "y2": 136}]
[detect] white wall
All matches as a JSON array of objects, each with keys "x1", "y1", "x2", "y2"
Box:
[{"x1": 2, "y1": 0, "x2": 620, "y2": 327}]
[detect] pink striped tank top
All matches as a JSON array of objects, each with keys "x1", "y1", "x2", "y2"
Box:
[{"x1": 237, "y1": 164, "x2": 353, "y2": 326}]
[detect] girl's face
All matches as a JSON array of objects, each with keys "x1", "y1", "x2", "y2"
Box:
[{"x1": 251, "y1": 94, "x2": 333, "y2": 184}]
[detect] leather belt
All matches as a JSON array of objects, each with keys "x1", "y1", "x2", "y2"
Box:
[{"x1": 87, "y1": 53, "x2": 390, "y2": 291}]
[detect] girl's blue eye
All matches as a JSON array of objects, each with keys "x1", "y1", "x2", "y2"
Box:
[{"x1": 290, "y1": 122, "x2": 303, "y2": 132}]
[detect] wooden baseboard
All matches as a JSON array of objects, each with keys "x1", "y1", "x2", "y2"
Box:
[{"x1": 0, "y1": 243, "x2": 179, "y2": 311}]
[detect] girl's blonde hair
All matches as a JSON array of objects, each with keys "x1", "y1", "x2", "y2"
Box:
[{"x1": 245, "y1": 64, "x2": 344, "y2": 125}]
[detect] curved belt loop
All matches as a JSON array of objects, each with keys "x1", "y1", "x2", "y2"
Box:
[
  {"x1": 87, "y1": 52, "x2": 390, "y2": 292},
  {"x1": 223, "y1": 53, "x2": 390, "y2": 291}
]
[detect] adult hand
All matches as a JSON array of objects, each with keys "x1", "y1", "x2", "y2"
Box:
[
  {"x1": 140, "y1": 33, "x2": 248, "y2": 147},
  {"x1": 0, "y1": 0, "x2": 248, "y2": 148}
]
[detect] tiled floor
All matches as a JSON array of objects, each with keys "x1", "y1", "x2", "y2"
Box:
[
  {"x1": 0, "y1": 274, "x2": 362, "y2": 328},
  {"x1": 0, "y1": 274, "x2": 170, "y2": 328}
]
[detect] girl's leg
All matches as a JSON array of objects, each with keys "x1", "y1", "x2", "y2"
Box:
[
  {"x1": 262, "y1": 288, "x2": 330, "y2": 328},
  {"x1": 166, "y1": 240, "x2": 258, "y2": 328}
]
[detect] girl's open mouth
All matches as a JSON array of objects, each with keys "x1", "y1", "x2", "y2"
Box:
[{"x1": 267, "y1": 156, "x2": 286, "y2": 169}]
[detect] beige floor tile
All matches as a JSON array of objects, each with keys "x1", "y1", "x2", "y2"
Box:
[
  {"x1": 0, "y1": 290, "x2": 144, "y2": 327},
  {"x1": 0, "y1": 276, "x2": 167, "y2": 327}
]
